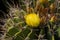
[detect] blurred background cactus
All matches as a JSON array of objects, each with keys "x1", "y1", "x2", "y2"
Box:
[{"x1": 0, "y1": 0, "x2": 60, "y2": 40}]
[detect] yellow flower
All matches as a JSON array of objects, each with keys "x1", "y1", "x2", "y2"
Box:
[
  {"x1": 24, "y1": 13, "x2": 40, "y2": 27},
  {"x1": 39, "y1": 0, "x2": 48, "y2": 4},
  {"x1": 50, "y1": 16, "x2": 56, "y2": 22},
  {"x1": 50, "y1": 4, "x2": 56, "y2": 10}
]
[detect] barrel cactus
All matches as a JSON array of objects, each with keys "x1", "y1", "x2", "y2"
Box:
[{"x1": 0, "y1": 0, "x2": 60, "y2": 40}]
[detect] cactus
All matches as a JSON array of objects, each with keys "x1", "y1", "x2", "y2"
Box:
[{"x1": 0, "y1": 0, "x2": 60, "y2": 40}]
